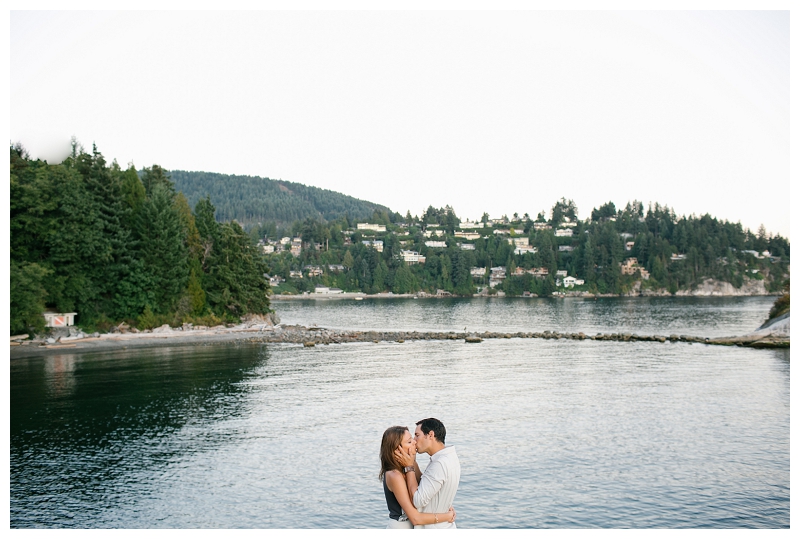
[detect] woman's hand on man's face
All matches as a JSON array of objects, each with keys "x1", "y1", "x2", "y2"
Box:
[{"x1": 394, "y1": 446, "x2": 415, "y2": 467}]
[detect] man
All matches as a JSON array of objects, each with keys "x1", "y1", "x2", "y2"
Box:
[{"x1": 397, "y1": 418, "x2": 461, "y2": 529}]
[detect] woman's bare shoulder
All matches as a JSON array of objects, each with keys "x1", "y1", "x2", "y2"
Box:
[{"x1": 384, "y1": 469, "x2": 403, "y2": 490}]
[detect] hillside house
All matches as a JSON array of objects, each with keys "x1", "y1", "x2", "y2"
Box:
[
  {"x1": 425, "y1": 241, "x2": 447, "y2": 248},
  {"x1": 304, "y1": 265, "x2": 323, "y2": 277},
  {"x1": 470, "y1": 267, "x2": 486, "y2": 278},
  {"x1": 507, "y1": 237, "x2": 529, "y2": 247},
  {"x1": 401, "y1": 250, "x2": 426, "y2": 265},
  {"x1": 357, "y1": 223, "x2": 386, "y2": 232}
]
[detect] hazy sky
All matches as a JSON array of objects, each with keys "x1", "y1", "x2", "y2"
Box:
[{"x1": 10, "y1": 9, "x2": 790, "y2": 238}]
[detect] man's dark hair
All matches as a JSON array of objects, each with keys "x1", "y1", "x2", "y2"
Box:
[{"x1": 416, "y1": 417, "x2": 446, "y2": 444}]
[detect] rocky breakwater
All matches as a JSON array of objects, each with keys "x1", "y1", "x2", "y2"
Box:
[
  {"x1": 706, "y1": 312, "x2": 790, "y2": 349},
  {"x1": 250, "y1": 327, "x2": 728, "y2": 347}
]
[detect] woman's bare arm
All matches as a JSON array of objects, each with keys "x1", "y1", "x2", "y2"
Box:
[{"x1": 385, "y1": 470, "x2": 455, "y2": 527}]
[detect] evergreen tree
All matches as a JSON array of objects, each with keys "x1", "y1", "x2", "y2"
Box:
[{"x1": 135, "y1": 183, "x2": 189, "y2": 313}]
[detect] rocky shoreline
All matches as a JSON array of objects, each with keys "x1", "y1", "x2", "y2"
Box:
[{"x1": 9, "y1": 315, "x2": 788, "y2": 359}]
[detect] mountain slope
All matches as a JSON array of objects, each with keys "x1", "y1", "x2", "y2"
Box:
[{"x1": 169, "y1": 170, "x2": 392, "y2": 225}]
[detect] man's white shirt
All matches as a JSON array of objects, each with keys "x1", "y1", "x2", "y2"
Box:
[{"x1": 413, "y1": 445, "x2": 461, "y2": 529}]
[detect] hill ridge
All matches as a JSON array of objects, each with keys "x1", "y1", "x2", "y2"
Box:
[{"x1": 169, "y1": 169, "x2": 392, "y2": 225}]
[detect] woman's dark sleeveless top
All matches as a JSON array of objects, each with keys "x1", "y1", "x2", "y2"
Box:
[{"x1": 383, "y1": 476, "x2": 404, "y2": 520}]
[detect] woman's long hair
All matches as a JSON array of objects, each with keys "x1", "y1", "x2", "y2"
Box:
[{"x1": 379, "y1": 426, "x2": 408, "y2": 481}]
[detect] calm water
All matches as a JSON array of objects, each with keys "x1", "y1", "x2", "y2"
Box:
[{"x1": 10, "y1": 297, "x2": 789, "y2": 528}]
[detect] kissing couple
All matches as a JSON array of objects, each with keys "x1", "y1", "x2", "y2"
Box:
[{"x1": 380, "y1": 418, "x2": 461, "y2": 529}]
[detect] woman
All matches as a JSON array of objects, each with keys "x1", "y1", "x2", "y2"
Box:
[{"x1": 380, "y1": 426, "x2": 456, "y2": 528}]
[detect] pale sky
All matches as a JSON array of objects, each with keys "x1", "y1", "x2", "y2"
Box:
[{"x1": 10, "y1": 8, "x2": 791, "y2": 238}]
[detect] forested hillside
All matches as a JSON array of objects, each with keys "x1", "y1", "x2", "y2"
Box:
[
  {"x1": 263, "y1": 200, "x2": 790, "y2": 297},
  {"x1": 10, "y1": 144, "x2": 271, "y2": 334},
  {"x1": 169, "y1": 170, "x2": 393, "y2": 226}
]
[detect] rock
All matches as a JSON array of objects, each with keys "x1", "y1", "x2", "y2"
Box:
[
  {"x1": 303, "y1": 342, "x2": 315, "y2": 347},
  {"x1": 152, "y1": 324, "x2": 172, "y2": 334},
  {"x1": 465, "y1": 336, "x2": 483, "y2": 343},
  {"x1": 46, "y1": 338, "x2": 56, "y2": 344},
  {"x1": 674, "y1": 277, "x2": 770, "y2": 297}
]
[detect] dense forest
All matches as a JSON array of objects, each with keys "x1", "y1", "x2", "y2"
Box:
[
  {"x1": 10, "y1": 144, "x2": 271, "y2": 335},
  {"x1": 169, "y1": 170, "x2": 393, "y2": 226},
  {"x1": 261, "y1": 199, "x2": 789, "y2": 298}
]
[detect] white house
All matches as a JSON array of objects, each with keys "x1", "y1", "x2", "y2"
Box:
[
  {"x1": 555, "y1": 270, "x2": 567, "y2": 277},
  {"x1": 555, "y1": 228, "x2": 573, "y2": 237},
  {"x1": 458, "y1": 243, "x2": 476, "y2": 250},
  {"x1": 402, "y1": 250, "x2": 426, "y2": 265},
  {"x1": 357, "y1": 223, "x2": 386, "y2": 232},
  {"x1": 454, "y1": 231, "x2": 481, "y2": 240},
  {"x1": 558, "y1": 245, "x2": 574, "y2": 252},
  {"x1": 470, "y1": 267, "x2": 486, "y2": 277},
  {"x1": 561, "y1": 276, "x2": 586, "y2": 288},
  {"x1": 425, "y1": 241, "x2": 447, "y2": 248}
]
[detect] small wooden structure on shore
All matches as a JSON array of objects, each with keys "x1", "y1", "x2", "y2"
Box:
[{"x1": 43, "y1": 311, "x2": 77, "y2": 327}]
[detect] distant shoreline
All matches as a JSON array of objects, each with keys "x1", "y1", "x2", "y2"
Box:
[{"x1": 271, "y1": 290, "x2": 780, "y2": 300}]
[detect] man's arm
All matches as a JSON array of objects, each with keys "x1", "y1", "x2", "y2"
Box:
[{"x1": 408, "y1": 461, "x2": 445, "y2": 510}]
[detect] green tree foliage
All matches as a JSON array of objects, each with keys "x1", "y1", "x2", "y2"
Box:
[
  {"x1": 204, "y1": 222, "x2": 271, "y2": 317},
  {"x1": 169, "y1": 170, "x2": 391, "y2": 226},
  {"x1": 9, "y1": 143, "x2": 271, "y2": 333},
  {"x1": 10, "y1": 262, "x2": 51, "y2": 335},
  {"x1": 135, "y1": 183, "x2": 190, "y2": 313}
]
